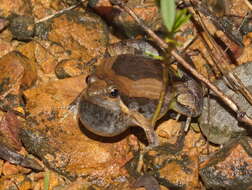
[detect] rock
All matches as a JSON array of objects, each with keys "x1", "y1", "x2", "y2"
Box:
[
  {"x1": 55, "y1": 59, "x2": 88, "y2": 79},
  {"x1": 47, "y1": 11, "x2": 109, "y2": 63},
  {"x1": 200, "y1": 137, "x2": 252, "y2": 190},
  {"x1": 0, "y1": 18, "x2": 9, "y2": 32},
  {"x1": 9, "y1": 15, "x2": 35, "y2": 41},
  {"x1": 199, "y1": 62, "x2": 252, "y2": 145},
  {"x1": 0, "y1": 174, "x2": 32, "y2": 190},
  {"x1": 0, "y1": 38, "x2": 15, "y2": 58},
  {"x1": 127, "y1": 123, "x2": 202, "y2": 190},
  {"x1": 0, "y1": 51, "x2": 37, "y2": 93},
  {"x1": 0, "y1": 50, "x2": 37, "y2": 114},
  {"x1": 22, "y1": 75, "x2": 136, "y2": 185},
  {"x1": 89, "y1": 0, "x2": 162, "y2": 38},
  {"x1": 158, "y1": 149, "x2": 200, "y2": 190},
  {"x1": 0, "y1": 0, "x2": 31, "y2": 17}
]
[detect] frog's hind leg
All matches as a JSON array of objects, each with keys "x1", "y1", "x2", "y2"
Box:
[{"x1": 136, "y1": 130, "x2": 160, "y2": 173}]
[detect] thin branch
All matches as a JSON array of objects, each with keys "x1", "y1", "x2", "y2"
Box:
[
  {"x1": 190, "y1": 2, "x2": 252, "y2": 111},
  {"x1": 189, "y1": 0, "x2": 244, "y2": 47},
  {"x1": 35, "y1": 0, "x2": 86, "y2": 24},
  {"x1": 110, "y1": 0, "x2": 252, "y2": 127},
  {"x1": 228, "y1": 73, "x2": 252, "y2": 106},
  {"x1": 244, "y1": 0, "x2": 252, "y2": 10}
]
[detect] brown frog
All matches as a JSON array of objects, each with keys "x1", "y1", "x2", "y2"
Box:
[{"x1": 78, "y1": 54, "x2": 203, "y2": 146}]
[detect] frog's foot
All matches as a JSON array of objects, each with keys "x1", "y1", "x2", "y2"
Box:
[
  {"x1": 136, "y1": 128, "x2": 159, "y2": 173},
  {"x1": 175, "y1": 113, "x2": 181, "y2": 121},
  {"x1": 136, "y1": 144, "x2": 154, "y2": 173},
  {"x1": 173, "y1": 121, "x2": 187, "y2": 151},
  {"x1": 136, "y1": 122, "x2": 187, "y2": 173},
  {"x1": 54, "y1": 96, "x2": 81, "y2": 123},
  {"x1": 143, "y1": 127, "x2": 159, "y2": 147},
  {"x1": 137, "y1": 150, "x2": 144, "y2": 173},
  {"x1": 119, "y1": 99, "x2": 160, "y2": 172}
]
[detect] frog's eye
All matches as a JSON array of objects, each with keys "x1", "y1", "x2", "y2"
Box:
[
  {"x1": 86, "y1": 75, "x2": 98, "y2": 85},
  {"x1": 108, "y1": 86, "x2": 119, "y2": 98}
]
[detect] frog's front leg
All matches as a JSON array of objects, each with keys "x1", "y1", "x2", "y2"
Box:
[
  {"x1": 118, "y1": 98, "x2": 161, "y2": 173},
  {"x1": 119, "y1": 99, "x2": 159, "y2": 147}
]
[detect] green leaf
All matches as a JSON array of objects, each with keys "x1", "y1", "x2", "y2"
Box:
[
  {"x1": 173, "y1": 9, "x2": 191, "y2": 32},
  {"x1": 160, "y1": 0, "x2": 176, "y2": 32}
]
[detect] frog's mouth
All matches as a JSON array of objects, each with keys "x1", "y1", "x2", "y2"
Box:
[
  {"x1": 87, "y1": 94, "x2": 122, "y2": 112},
  {"x1": 78, "y1": 99, "x2": 133, "y2": 137}
]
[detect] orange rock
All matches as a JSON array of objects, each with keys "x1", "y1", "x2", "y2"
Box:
[
  {"x1": 200, "y1": 137, "x2": 252, "y2": 189},
  {"x1": 55, "y1": 59, "x2": 89, "y2": 79},
  {"x1": 47, "y1": 11, "x2": 109, "y2": 63},
  {"x1": 0, "y1": 0, "x2": 31, "y2": 17},
  {"x1": 2, "y1": 162, "x2": 19, "y2": 176},
  {"x1": 22, "y1": 74, "x2": 134, "y2": 186},
  {"x1": 0, "y1": 51, "x2": 37, "y2": 97},
  {"x1": 158, "y1": 149, "x2": 200, "y2": 190}
]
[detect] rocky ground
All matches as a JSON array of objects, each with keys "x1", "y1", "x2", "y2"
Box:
[{"x1": 0, "y1": 0, "x2": 251, "y2": 189}]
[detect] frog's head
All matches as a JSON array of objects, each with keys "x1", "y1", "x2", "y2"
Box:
[
  {"x1": 78, "y1": 54, "x2": 166, "y2": 138},
  {"x1": 85, "y1": 74, "x2": 121, "y2": 111},
  {"x1": 78, "y1": 73, "x2": 134, "y2": 137}
]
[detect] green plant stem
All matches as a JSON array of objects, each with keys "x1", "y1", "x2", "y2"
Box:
[
  {"x1": 151, "y1": 62, "x2": 169, "y2": 127},
  {"x1": 44, "y1": 170, "x2": 50, "y2": 190},
  {"x1": 151, "y1": 51, "x2": 173, "y2": 128}
]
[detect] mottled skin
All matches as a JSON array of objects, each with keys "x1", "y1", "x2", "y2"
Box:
[{"x1": 78, "y1": 54, "x2": 203, "y2": 143}]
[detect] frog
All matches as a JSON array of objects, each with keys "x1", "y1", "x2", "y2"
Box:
[
  {"x1": 78, "y1": 53, "x2": 203, "y2": 146},
  {"x1": 199, "y1": 62, "x2": 252, "y2": 145}
]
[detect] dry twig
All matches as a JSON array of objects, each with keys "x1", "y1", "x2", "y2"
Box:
[
  {"x1": 110, "y1": 0, "x2": 252, "y2": 127},
  {"x1": 244, "y1": 0, "x2": 252, "y2": 10},
  {"x1": 35, "y1": 0, "x2": 86, "y2": 24},
  {"x1": 190, "y1": 1, "x2": 252, "y2": 109}
]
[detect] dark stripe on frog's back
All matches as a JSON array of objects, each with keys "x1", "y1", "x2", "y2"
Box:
[{"x1": 112, "y1": 54, "x2": 163, "y2": 81}]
